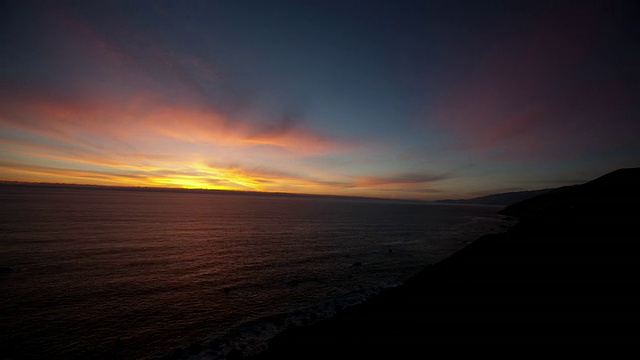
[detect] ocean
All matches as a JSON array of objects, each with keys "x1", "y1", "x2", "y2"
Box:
[{"x1": 0, "y1": 184, "x2": 507, "y2": 360}]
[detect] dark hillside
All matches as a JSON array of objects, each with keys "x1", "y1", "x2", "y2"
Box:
[
  {"x1": 435, "y1": 188, "x2": 554, "y2": 205},
  {"x1": 245, "y1": 168, "x2": 640, "y2": 360}
]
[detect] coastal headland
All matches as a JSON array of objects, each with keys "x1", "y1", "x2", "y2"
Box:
[{"x1": 246, "y1": 168, "x2": 640, "y2": 359}]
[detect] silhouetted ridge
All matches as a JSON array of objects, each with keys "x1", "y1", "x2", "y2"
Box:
[
  {"x1": 498, "y1": 167, "x2": 640, "y2": 225},
  {"x1": 247, "y1": 168, "x2": 640, "y2": 360},
  {"x1": 435, "y1": 188, "x2": 553, "y2": 206}
]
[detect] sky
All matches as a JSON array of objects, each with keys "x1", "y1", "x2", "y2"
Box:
[{"x1": 1, "y1": 0, "x2": 638, "y2": 200}]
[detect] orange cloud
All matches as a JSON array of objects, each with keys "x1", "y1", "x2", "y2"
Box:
[
  {"x1": 2, "y1": 86, "x2": 349, "y2": 155},
  {"x1": 0, "y1": 162, "x2": 150, "y2": 186},
  {"x1": 0, "y1": 6, "x2": 368, "y2": 198}
]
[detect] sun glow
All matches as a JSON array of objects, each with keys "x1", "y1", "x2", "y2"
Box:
[
  {"x1": 149, "y1": 176, "x2": 218, "y2": 190},
  {"x1": 145, "y1": 164, "x2": 267, "y2": 191}
]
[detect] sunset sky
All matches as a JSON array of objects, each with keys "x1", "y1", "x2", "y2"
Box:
[{"x1": 1, "y1": 0, "x2": 638, "y2": 200}]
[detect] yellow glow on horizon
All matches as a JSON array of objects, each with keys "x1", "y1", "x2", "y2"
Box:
[
  {"x1": 144, "y1": 163, "x2": 269, "y2": 192},
  {"x1": 1, "y1": 128, "x2": 437, "y2": 199},
  {"x1": 0, "y1": 84, "x2": 358, "y2": 196},
  {"x1": 149, "y1": 176, "x2": 216, "y2": 190},
  {"x1": 0, "y1": 162, "x2": 446, "y2": 200}
]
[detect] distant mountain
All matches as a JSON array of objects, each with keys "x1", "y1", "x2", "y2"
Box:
[{"x1": 435, "y1": 188, "x2": 555, "y2": 206}]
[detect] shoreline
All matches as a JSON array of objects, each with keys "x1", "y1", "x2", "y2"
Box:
[
  {"x1": 242, "y1": 168, "x2": 640, "y2": 359},
  {"x1": 170, "y1": 213, "x2": 514, "y2": 360}
]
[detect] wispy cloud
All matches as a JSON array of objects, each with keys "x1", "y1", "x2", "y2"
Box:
[
  {"x1": 2, "y1": 5, "x2": 349, "y2": 145},
  {"x1": 354, "y1": 173, "x2": 449, "y2": 187},
  {"x1": 2, "y1": 1, "x2": 637, "y2": 200}
]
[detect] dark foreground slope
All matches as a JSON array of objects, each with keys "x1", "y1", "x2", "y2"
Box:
[{"x1": 248, "y1": 168, "x2": 640, "y2": 359}]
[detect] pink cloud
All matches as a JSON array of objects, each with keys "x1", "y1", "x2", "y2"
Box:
[
  {"x1": 1, "y1": 7, "x2": 351, "y2": 159},
  {"x1": 1, "y1": 80, "x2": 349, "y2": 158},
  {"x1": 423, "y1": 5, "x2": 639, "y2": 162}
]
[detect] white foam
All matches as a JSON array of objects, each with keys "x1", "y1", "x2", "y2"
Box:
[{"x1": 176, "y1": 285, "x2": 395, "y2": 360}]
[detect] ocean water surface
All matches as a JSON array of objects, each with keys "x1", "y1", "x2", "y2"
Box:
[{"x1": 0, "y1": 184, "x2": 508, "y2": 359}]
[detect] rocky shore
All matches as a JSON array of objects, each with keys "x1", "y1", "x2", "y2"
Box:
[{"x1": 245, "y1": 168, "x2": 640, "y2": 359}]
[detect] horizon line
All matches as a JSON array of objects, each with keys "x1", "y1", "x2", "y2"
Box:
[{"x1": 0, "y1": 180, "x2": 437, "y2": 204}]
